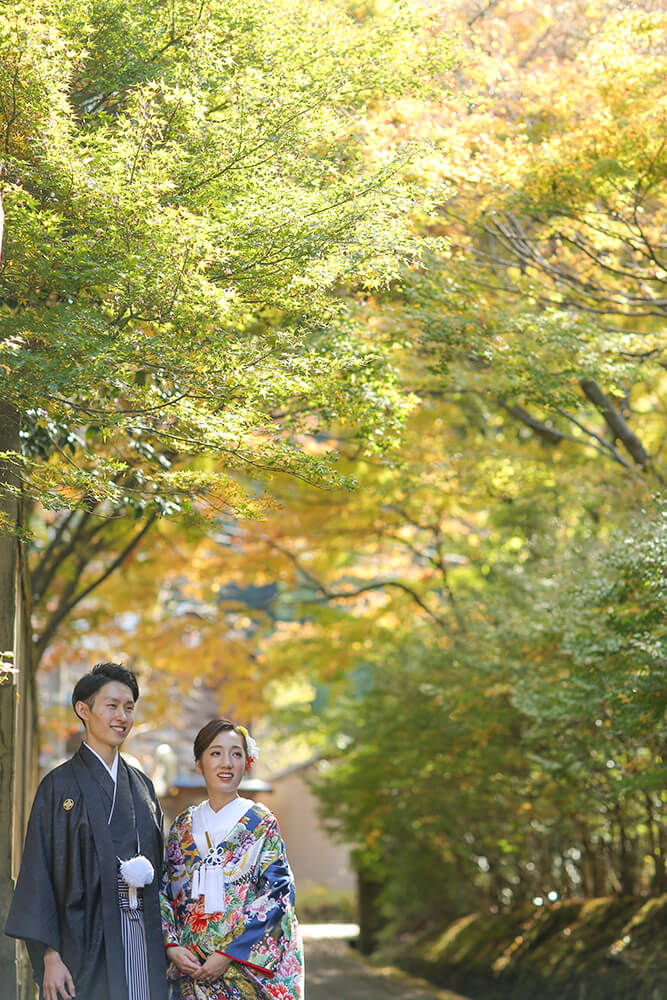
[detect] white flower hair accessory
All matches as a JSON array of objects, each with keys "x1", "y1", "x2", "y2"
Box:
[{"x1": 237, "y1": 725, "x2": 259, "y2": 769}]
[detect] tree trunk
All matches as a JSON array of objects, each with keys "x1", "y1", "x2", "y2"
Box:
[
  {"x1": 0, "y1": 401, "x2": 20, "y2": 1000},
  {"x1": 656, "y1": 806, "x2": 667, "y2": 895},
  {"x1": 615, "y1": 805, "x2": 637, "y2": 896},
  {"x1": 356, "y1": 863, "x2": 384, "y2": 956},
  {"x1": 579, "y1": 826, "x2": 594, "y2": 897},
  {"x1": 644, "y1": 794, "x2": 665, "y2": 894}
]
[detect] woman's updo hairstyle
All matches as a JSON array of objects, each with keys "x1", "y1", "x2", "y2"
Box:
[{"x1": 193, "y1": 718, "x2": 248, "y2": 762}]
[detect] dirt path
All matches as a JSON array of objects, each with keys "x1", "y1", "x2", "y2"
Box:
[{"x1": 303, "y1": 932, "x2": 469, "y2": 1000}]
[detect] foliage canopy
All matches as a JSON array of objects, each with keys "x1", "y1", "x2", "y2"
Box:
[{"x1": 0, "y1": 0, "x2": 447, "y2": 521}]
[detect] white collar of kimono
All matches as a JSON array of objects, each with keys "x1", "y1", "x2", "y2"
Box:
[
  {"x1": 192, "y1": 796, "x2": 253, "y2": 856},
  {"x1": 84, "y1": 742, "x2": 119, "y2": 783},
  {"x1": 191, "y1": 797, "x2": 253, "y2": 914}
]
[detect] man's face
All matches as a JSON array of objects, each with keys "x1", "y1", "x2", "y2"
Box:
[{"x1": 76, "y1": 681, "x2": 135, "y2": 751}]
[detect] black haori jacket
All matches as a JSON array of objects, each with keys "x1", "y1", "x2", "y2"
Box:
[{"x1": 5, "y1": 743, "x2": 169, "y2": 1000}]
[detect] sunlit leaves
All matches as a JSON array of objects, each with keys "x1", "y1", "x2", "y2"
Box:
[{"x1": 0, "y1": 0, "x2": 451, "y2": 515}]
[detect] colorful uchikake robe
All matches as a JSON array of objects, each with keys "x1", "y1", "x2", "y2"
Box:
[{"x1": 160, "y1": 802, "x2": 304, "y2": 1000}]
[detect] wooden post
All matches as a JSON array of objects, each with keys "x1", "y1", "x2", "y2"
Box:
[{"x1": 0, "y1": 400, "x2": 20, "y2": 1000}]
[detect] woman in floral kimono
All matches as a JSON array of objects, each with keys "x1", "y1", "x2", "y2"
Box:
[{"x1": 160, "y1": 720, "x2": 304, "y2": 1000}]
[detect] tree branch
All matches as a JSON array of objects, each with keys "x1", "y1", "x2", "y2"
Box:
[
  {"x1": 34, "y1": 514, "x2": 158, "y2": 659},
  {"x1": 270, "y1": 541, "x2": 450, "y2": 628},
  {"x1": 498, "y1": 398, "x2": 635, "y2": 468},
  {"x1": 31, "y1": 508, "x2": 79, "y2": 600},
  {"x1": 554, "y1": 406, "x2": 634, "y2": 471},
  {"x1": 579, "y1": 379, "x2": 660, "y2": 478},
  {"x1": 318, "y1": 578, "x2": 450, "y2": 628},
  {"x1": 498, "y1": 399, "x2": 571, "y2": 445}
]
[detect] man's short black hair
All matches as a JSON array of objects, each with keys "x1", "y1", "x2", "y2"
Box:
[{"x1": 71, "y1": 662, "x2": 140, "y2": 721}]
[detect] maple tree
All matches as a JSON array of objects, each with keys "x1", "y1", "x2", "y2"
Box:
[
  {"x1": 0, "y1": 1, "x2": 449, "y2": 980},
  {"x1": 413, "y1": 1, "x2": 666, "y2": 477},
  {"x1": 0, "y1": 0, "x2": 450, "y2": 687},
  {"x1": 70, "y1": 385, "x2": 664, "y2": 930},
  {"x1": 1, "y1": 0, "x2": 443, "y2": 516},
  {"x1": 95, "y1": 0, "x2": 666, "y2": 936},
  {"x1": 2, "y1": 0, "x2": 665, "y2": 957},
  {"x1": 307, "y1": 0, "x2": 666, "y2": 930},
  {"x1": 303, "y1": 1, "x2": 666, "y2": 931}
]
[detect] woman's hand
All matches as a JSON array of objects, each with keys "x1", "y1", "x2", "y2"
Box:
[
  {"x1": 43, "y1": 948, "x2": 76, "y2": 1000},
  {"x1": 195, "y1": 952, "x2": 233, "y2": 983},
  {"x1": 167, "y1": 945, "x2": 202, "y2": 977}
]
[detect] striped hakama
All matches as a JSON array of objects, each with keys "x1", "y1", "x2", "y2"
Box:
[{"x1": 118, "y1": 872, "x2": 151, "y2": 1000}]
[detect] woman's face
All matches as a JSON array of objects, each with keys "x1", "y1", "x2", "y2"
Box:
[{"x1": 196, "y1": 729, "x2": 247, "y2": 798}]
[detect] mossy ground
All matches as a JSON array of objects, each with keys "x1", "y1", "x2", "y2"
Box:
[{"x1": 392, "y1": 896, "x2": 667, "y2": 1000}]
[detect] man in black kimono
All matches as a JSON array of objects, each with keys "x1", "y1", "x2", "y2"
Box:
[{"x1": 5, "y1": 662, "x2": 169, "y2": 1000}]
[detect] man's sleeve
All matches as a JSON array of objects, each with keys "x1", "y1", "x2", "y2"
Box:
[{"x1": 4, "y1": 777, "x2": 62, "y2": 977}]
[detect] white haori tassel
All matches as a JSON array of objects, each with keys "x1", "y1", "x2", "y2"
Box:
[
  {"x1": 192, "y1": 858, "x2": 225, "y2": 914},
  {"x1": 203, "y1": 864, "x2": 225, "y2": 915},
  {"x1": 120, "y1": 855, "x2": 155, "y2": 910}
]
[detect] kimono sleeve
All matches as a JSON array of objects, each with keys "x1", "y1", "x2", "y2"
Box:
[
  {"x1": 223, "y1": 817, "x2": 296, "y2": 974},
  {"x1": 160, "y1": 820, "x2": 186, "y2": 947},
  {"x1": 4, "y1": 776, "x2": 61, "y2": 976}
]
